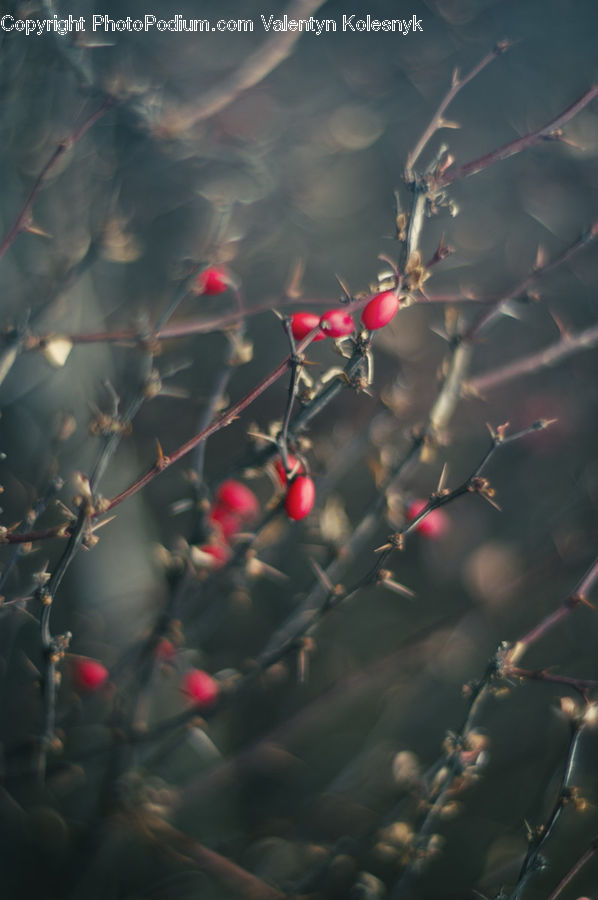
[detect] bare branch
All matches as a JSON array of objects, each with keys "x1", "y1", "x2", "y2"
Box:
[
  {"x1": 158, "y1": 0, "x2": 327, "y2": 136},
  {"x1": 406, "y1": 41, "x2": 512, "y2": 180},
  {"x1": 436, "y1": 84, "x2": 598, "y2": 187}
]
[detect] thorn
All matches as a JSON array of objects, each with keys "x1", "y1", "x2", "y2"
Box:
[
  {"x1": 271, "y1": 309, "x2": 285, "y2": 321},
  {"x1": 378, "y1": 575, "x2": 416, "y2": 599},
  {"x1": 437, "y1": 463, "x2": 449, "y2": 494},
  {"x1": 155, "y1": 439, "x2": 169, "y2": 470},
  {"x1": 534, "y1": 244, "x2": 547, "y2": 270},
  {"x1": 246, "y1": 430, "x2": 279, "y2": 445},
  {"x1": 335, "y1": 274, "x2": 353, "y2": 302},
  {"x1": 158, "y1": 386, "x2": 190, "y2": 400},
  {"x1": 451, "y1": 67, "x2": 460, "y2": 87},
  {"x1": 24, "y1": 222, "x2": 52, "y2": 239},
  {"x1": 285, "y1": 259, "x2": 305, "y2": 300},
  {"x1": 374, "y1": 542, "x2": 393, "y2": 553},
  {"x1": 548, "y1": 310, "x2": 571, "y2": 341},
  {"x1": 90, "y1": 515, "x2": 116, "y2": 533},
  {"x1": 308, "y1": 558, "x2": 335, "y2": 593},
  {"x1": 429, "y1": 325, "x2": 449, "y2": 342},
  {"x1": 479, "y1": 492, "x2": 502, "y2": 512},
  {"x1": 247, "y1": 557, "x2": 289, "y2": 583},
  {"x1": 438, "y1": 118, "x2": 460, "y2": 130}
]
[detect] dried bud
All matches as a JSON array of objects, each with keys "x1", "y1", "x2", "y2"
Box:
[
  {"x1": 392, "y1": 750, "x2": 420, "y2": 787},
  {"x1": 583, "y1": 703, "x2": 598, "y2": 727},
  {"x1": 42, "y1": 337, "x2": 73, "y2": 368},
  {"x1": 559, "y1": 696, "x2": 580, "y2": 721}
]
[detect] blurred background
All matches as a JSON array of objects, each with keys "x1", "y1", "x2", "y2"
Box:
[{"x1": 1, "y1": 0, "x2": 598, "y2": 897}]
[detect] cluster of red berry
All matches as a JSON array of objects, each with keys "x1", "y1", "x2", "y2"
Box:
[
  {"x1": 290, "y1": 289, "x2": 400, "y2": 343},
  {"x1": 67, "y1": 277, "x2": 438, "y2": 719}
]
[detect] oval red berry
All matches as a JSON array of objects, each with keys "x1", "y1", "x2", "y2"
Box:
[
  {"x1": 290, "y1": 312, "x2": 326, "y2": 342},
  {"x1": 319, "y1": 309, "x2": 354, "y2": 338},
  {"x1": 407, "y1": 499, "x2": 448, "y2": 539},
  {"x1": 361, "y1": 291, "x2": 400, "y2": 330},
  {"x1": 182, "y1": 669, "x2": 220, "y2": 708},
  {"x1": 215, "y1": 480, "x2": 259, "y2": 520},
  {"x1": 285, "y1": 475, "x2": 315, "y2": 521},
  {"x1": 155, "y1": 638, "x2": 176, "y2": 662},
  {"x1": 209, "y1": 505, "x2": 242, "y2": 540},
  {"x1": 73, "y1": 659, "x2": 109, "y2": 692},
  {"x1": 196, "y1": 266, "x2": 228, "y2": 295}
]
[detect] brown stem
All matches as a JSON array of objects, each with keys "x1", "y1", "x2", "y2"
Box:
[
  {"x1": 406, "y1": 41, "x2": 512, "y2": 179},
  {"x1": 510, "y1": 555, "x2": 598, "y2": 661},
  {"x1": 509, "y1": 667, "x2": 598, "y2": 694},
  {"x1": 468, "y1": 322, "x2": 598, "y2": 394},
  {"x1": 0, "y1": 98, "x2": 114, "y2": 262},
  {"x1": 105, "y1": 330, "x2": 319, "y2": 512},
  {"x1": 464, "y1": 222, "x2": 598, "y2": 340},
  {"x1": 437, "y1": 84, "x2": 598, "y2": 187},
  {"x1": 159, "y1": 0, "x2": 327, "y2": 135},
  {"x1": 546, "y1": 835, "x2": 598, "y2": 900}
]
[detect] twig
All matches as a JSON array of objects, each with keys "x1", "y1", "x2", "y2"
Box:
[
  {"x1": 546, "y1": 834, "x2": 598, "y2": 900},
  {"x1": 504, "y1": 719, "x2": 586, "y2": 900},
  {"x1": 405, "y1": 41, "x2": 512, "y2": 179},
  {"x1": 387, "y1": 554, "x2": 598, "y2": 898},
  {"x1": 464, "y1": 222, "x2": 598, "y2": 340},
  {"x1": 436, "y1": 84, "x2": 598, "y2": 188},
  {"x1": 158, "y1": 0, "x2": 327, "y2": 135},
  {"x1": 103, "y1": 328, "x2": 321, "y2": 513},
  {"x1": 508, "y1": 554, "x2": 598, "y2": 663},
  {"x1": 509, "y1": 667, "x2": 598, "y2": 695},
  {"x1": 0, "y1": 98, "x2": 114, "y2": 262},
  {"x1": 467, "y1": 321, "x2": 598, "y2": 394}
]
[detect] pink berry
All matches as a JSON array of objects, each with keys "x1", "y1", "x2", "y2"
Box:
[
  {"x1": 290, "y1": 312, "x2": 326, "y2": 342},
  {"x1": 155, "y1": 638, "x2": 176, "y2": 662},
  {"x1": 319, "y1": 309, "x2": 355, "y2": 338},
  {"x1": 407, "y1": 499, "x2": 448, "y2": 539},
  {"x1": 215, "y1": 480, "x2": 259, "y2": 521},
  {"x1": 182, "y1": 669, "x2": 220, "y2": 708},
  {"x1": 73, "y1": 659, "x2": 109, "y2": 692},
  {"x1": 195, "y1": 266, "x2": 228, "y2": 295},
  {"x1": 198, "y1": 542, "x2": 230, "y2": 568},
  {"x1": 361, "y1": 291, "x2": 400, "y2": 331},
  {"x1": 209, "y1": 505, "x2": 242, "y2": 540},
  {"x1": 273, "y1": 454, "x2": 304, "y2": 486},
  {"x1": 285, "y1": 475, "x2": 316, "y2": 521}
]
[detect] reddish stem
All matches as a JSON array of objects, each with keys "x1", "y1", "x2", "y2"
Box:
[
  {"x1": 437, "y1": 84, "x2": 598, "y2": 187},
  {"x1": 0, "y1": 98, "x2": 115, "y2": 262}
]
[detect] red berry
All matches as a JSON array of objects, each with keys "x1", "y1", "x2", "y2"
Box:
[
  {"x1": 215, "y1": 480, "x2": 259, "y2": 521},
  {"x1": 195, "y1": 266, "x2": 228, "y2": 295},
  {"x1": 155, "y1": 638, "x2": 176, "y2": 662},
  {"x1": 319, "y1": 309, "x2": 355, "y2": 338},
  {"x1": 181, "y1": 669, "x2": 220, "y2": 708},
  {"x1": 197, "y1": 542, "x2": 230, "y2": 568},
  {"x1": 273, "y1": 454, "x2": 304, "y2": 486},
  {"x1": 209, "y1": 505, "x2": 242, "y2": 540},
  {"x1": 285, "y1": 475, "x2": 315, "y2": 521},
  {"x1": 290, "y1": 312, "x2": 326, "y2": 342},
  {"x1": 361, "y1": 291, "x2": 400, "y2": 331},
  {"x1": 406, "y1": 499, "x2": 448, "y2": 539},
  {"x1": 73, "y1": 659, "x2": 109, "y2": 692}
]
